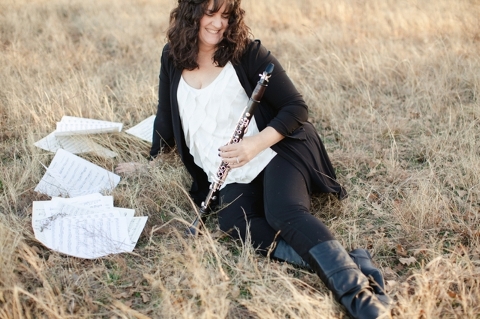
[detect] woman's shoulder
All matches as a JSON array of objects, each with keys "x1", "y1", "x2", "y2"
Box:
[
  {"x1": 238, "y1": 39, "x2": 274, "y2": 75},
  {"x1": 243, "y1": 39, "x2": 267, "y2": 57},
  {"x1": 160, "y1": 43, "x2": 174, "y2": 67},
  {"x1": 161, "y1": 42, "x2": 171, "y2": 56},
  {"x1": 240, "y1": 39, "x2": 271, "y2": 65}
]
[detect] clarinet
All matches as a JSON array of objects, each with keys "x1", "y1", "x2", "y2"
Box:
[{"x1": 187, "y1": 63, "x2": 275, "y2": 236}]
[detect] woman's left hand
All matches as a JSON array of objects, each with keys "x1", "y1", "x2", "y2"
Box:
[
  {"x1": 218, "y1": 136, "x2": 261, "y2": 168},
  {"x1": 219, "y1": 127, "x2": 284, "y2": 168}
]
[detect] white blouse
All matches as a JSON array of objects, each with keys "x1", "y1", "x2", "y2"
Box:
[{"x1": 177, "y1": 62, "x2": 276, "y2": 188}]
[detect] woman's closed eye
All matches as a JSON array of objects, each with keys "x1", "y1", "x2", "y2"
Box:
[{"x1": 204, "y1": 9, "x2": 229, "y2": 19}]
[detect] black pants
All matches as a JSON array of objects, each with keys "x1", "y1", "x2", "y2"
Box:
[{"x1": 218, "y1": 154, "x2": 335, "y2": 261}]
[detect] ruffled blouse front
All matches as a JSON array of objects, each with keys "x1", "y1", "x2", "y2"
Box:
[{"x1": 177, "y1": 62, "x2": 276, "y2": 188}]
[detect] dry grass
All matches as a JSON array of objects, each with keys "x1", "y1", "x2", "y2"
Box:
[{"x1": 1, "y1": 0, "x2": 479, "y2": 318}]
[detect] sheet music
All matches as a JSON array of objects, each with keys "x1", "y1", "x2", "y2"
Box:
[
  {"x1": 32, "y1": 201, "x2": 49, "y2": 243},
  {"x1": 125, "y1": 115, "x2": 155, "y2": 143},
  {"x1": 50, "y1": 193, "x2": 112, "y2": 211},
  {"x1": 34, "y1": 132, "x2": 117, "y2": 158},
  {"x1": 55, "y1": 116, "x2": 123, "y2": 136},
  {"x1": 32, "y1": 196, "x2": 148, "y2": 259},
  {"x1": 34, "y1": 206, "x2": 136, "y2": 236},
  {"x1": 30, "y1": 115, "x2": 150, "y2": 259},
  {"x1": 47, "y1": 217, "x2": 132, "y2": 259},
  {"x1": 34, "y1": 149, "x2": 120, "y2": 198},
  {"x1": 115, "y1": 208, "x2": 136, "y2": 219},
  {"x1": 128, "y1": 216, "x2": 148, "y2": 246}
]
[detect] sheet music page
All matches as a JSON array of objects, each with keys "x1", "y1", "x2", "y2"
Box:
[
  {"x1": 33, "y1": 200, "x2": 147, "y2": 257},
  {"x1": 37, "y1": 205, "x2": 138, "y2": 235},
  {"x1": 127, "y1": 216, "x2": 148, "y2": 250},
  {"x1": 32, "y1": 201, "x2": 49, "y2": 243},
  {"x1": 114, "y1": 208, "x2": 136, "y2": 218},
  {"x1": 47, "y1": 217, "x2": 132, "y2": 259},
  {"x1": 34, "y1": 132, "x2": 64, "y2": 151},
  {"x1": 55, "y1": 116, "x2": 123, "y2": 136},
  {"x1": 45, "y1": 203, "x2": 115, "y2": 220},
  {"x1": 125, "y1": 115, "x2": 155, "y2": 143},
  {"x1": 40, "y1": 194, "x2": 125, "y2": 224},
  {"x1": 34, "y1": 131, "x2": 118, "y2": 158},
  {"x1": 50, "y1": 193, "x2": 113, "y2": 212},
  {"x1": 36, "y1": 208, "x2": 117, "y2": 242},
  {"x1": 34, "y1": 149, "x2": 120, "y2": 198}
]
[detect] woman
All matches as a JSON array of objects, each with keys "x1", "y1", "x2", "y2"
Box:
[{"x1": 116, "y1": 0, "x2": 391, "y2": 318}]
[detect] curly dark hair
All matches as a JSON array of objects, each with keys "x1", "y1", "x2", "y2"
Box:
[{"x1": 167, "y1": 0, "x2": 251, "y2": 70}]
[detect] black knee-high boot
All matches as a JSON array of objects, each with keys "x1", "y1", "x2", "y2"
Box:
[
  {"x1": 308, "y1": 240, "x2": 389, "y2": 319},
  {"x1": 272, "y1": 241, "x2": 392, "y2": 306},
  {"x1": 349, "y1": 249, "x2": 392, "y2": 307},
  {"x1": 271, "y1": 239, "x2": 312, "y2": 270}
]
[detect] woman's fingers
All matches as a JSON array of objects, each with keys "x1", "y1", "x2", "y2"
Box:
[
  {"x1": 229, "y1": 155, "x2": 242, "y2": 167},
  {"x1": 115, "y1": 162, "x2": 142, "y2": 175},
  {"x1": 219, "y1": 143, "x2": 249, "y2": 167},
  {"x1": 218, "y1": 149, "x2": 245, "y2": 168},
  {"x1": 219, "y1": 138, "x2": 258, "y2": 167}
]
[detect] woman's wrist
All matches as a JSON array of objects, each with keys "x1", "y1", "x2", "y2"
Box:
[{"x1": 255, "y1": 126, "x2": 284, "y2": 150}]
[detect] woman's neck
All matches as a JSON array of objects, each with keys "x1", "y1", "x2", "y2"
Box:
[{"x1": 197, "y1": 49, "x2": 216, "y2": 68}]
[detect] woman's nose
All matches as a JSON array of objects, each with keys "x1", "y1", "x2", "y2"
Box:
[{"x1": 212, "y1": 15, "x2": 223, "y2": 28}]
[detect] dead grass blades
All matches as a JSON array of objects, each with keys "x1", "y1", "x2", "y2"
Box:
[{"x1": 1, "y1": 0, "x2": 479, "y2": 318}]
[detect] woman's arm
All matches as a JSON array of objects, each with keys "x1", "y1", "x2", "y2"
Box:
[
  {"x1": 116, "y1": 44, "x2": 175, "y2": 175},
  {"x1": 245, "y1": 40, "x2": 309, "y2": 136},
  {"x1": 220, "y1": 41, "x2": 308, "y2": 167},
  {"x1": 150, "y1": 44, "x2": 175, "y2": 159},
  {"x1": 219, "y1": 126, "x2": 283, "y2": 168}
]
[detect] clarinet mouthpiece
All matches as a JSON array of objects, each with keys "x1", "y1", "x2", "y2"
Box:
[{"x1": 265, "y1": 63, "x2": 274, "y2": 75}]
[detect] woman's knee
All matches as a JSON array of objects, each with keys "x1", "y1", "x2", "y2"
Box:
[
  {"x1": 264, "y1": 205, "x2": 310, "y2": 232},
  {"x1": 218, "y1": 185, "x2": 263, "y2": 234},
  {"x1": 217, "y1": 211, "x2": 243, "y2": 235}
]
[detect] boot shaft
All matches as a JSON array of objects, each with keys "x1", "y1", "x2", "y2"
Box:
[{"x1": 308, "y1": 240, "x2": 390, "y2": 319}]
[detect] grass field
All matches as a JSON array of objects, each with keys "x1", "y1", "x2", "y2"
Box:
[{"x1": 1, "y1": 0, "x2": 479, "y2": 318}]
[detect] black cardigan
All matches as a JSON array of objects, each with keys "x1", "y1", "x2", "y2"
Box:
[{"x1": 151, "y1": 40, "x2": 347, "y2": 205}]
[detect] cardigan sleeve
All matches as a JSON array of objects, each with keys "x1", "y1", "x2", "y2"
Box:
[
  {"x1": 150, "y1": 44, "x2": 175, "y2": 158},
  {"x1": 243, "y1": 40, "x2": 309, "y2": 136}
]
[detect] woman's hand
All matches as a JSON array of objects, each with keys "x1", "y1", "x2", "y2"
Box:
[
  {"x1": 115, "y1": 161, "x2": 155, "y2": 175},
  {"x1": 115, "y1": 162, "x2": 144, "y2": 175},
  {"x1": 219, "y1": 126, "x2": 284, "y2": 168},
  {"x1": 218, "y1": 136, "x2": 260, "y2": 168}
]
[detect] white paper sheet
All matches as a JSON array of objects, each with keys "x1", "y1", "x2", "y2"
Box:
[
  {"x1": 50, "y1": 193, "x2": 112, "y2": 210},
  {"x1": 32, "y1": 200, "x2": 50, "y2": 244},
  {"x1": 127, "y1": 216, "x2": 148, "y2": 246},
  {"x1": 55, "y1": 116, "x2": 123, "y2": 136},
  {"x1": 34, "y1": 149, "x2": 120, "y2": 198},
  {"x1": 32, "y1": 196, "x2": 148, "y2": 259},
  {"x1": 46, "y1": 217, "x2": 132, "y2": 259},
  {"x1": 125, "y1": 115, "x2": 155, "y2": 143},
  {"x1": 34, "y1": 132, "x2": 117, "y2": 158},
  {"x1": 32, "y1": 199, "x2": 135, "y2": 239}
]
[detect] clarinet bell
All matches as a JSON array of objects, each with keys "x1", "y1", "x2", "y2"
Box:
[
  {"x1": 186, "y1": 216, "x2": 201, "y2": 236},
  {"x1": 186, "y1": 219, "x2": 199, "y2": 236}
]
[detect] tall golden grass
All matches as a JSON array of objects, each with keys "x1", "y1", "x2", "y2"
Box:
[{"x1": 1, "y1": 0, "x2": 479, "y2": 317}]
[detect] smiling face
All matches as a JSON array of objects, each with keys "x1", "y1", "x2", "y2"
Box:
[
  {"x1": 167, "y1": 0, "x2": 249, "y2": 69},
  {"x1": 198, "y1": 0, "x2": 229, "y2": 51}
]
